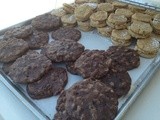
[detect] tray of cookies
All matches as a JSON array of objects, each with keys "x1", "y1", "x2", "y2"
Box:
[{"x1": 0, "y1": 0, "x2": 160, "y2": 120}]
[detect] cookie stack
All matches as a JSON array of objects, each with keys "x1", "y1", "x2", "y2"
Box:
[
  {"x1": 90, "y1": 11, "x2": 108, "y2": 28},
  {"x1": 74, "y1": 4, "x2": 94, "y2": 31},
  {"x1": 131, "y1": 13, "x2": 152, "y2": 23},
  {"x1": 135, "y1": 37, "x2": 159, "y2": 58},
  {"x1": 111, "y1": 29, "x2": 131, "y2": 46},
  {"x1": 107, "y1": 13, "x2": 127, "y2": 30},
  {"x1": 128, "y1": 21, "x2": 153, "y2": 39},
  {"x1": 152, "y1": 14, "x2": 160, "y2": 34}
]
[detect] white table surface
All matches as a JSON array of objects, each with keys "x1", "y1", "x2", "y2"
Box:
[{"x1": 0, "y1": 0, "x2": 160, "y2": 120}]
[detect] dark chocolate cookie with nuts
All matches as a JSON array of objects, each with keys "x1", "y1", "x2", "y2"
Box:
[
  {"x1": 51, "y1": 27, "x2": 81, "y2": 41},
  {"x1": 65, "y1": 61, "x2": 79, "y2": 75},
  {"x1": 100, "y1": 69, "x2": 131, "y2": 98},
  {"x1": 106, "y1": 46, "x2": 140, "y2": 71},
  {"x1": 8, "y1": 51, "x2": 52, "y2": 84},
  {"x1": 2, "y1": 62, "x2": 14, "y2": 74},
  {"x1": 31, "y1": 13, "x2": 61, "y2": 31},
  {"x1": 3, "y1": 25, "x2": 33, "y2": 40},
  {"x1": 25, "y1": 30, "x2": 49, "y2": 49},
  {"x1": 41, "y1": 40, "x2": 84, "y2": 62},
  {"x1": 0, "y1": 38, "x2": 29, "y2": 63},
  {"x1": 55, "y1": 78, "x2": 118, "y2": 120},
  {"x1": 74, "y1": 50, "x2": 112, "y2": 79},
  {"x1": 27, "y1": 67, "x2": 68, "y2": 99}
]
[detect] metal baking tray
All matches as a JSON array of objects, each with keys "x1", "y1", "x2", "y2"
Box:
[
  {"x1": 119, "y1": 0, "x2": 160, "y2": 11},
  {"x1": 0, "y1": 1, "x2": 160, "y2": 120}
]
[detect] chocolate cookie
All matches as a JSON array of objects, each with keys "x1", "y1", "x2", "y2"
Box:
[
  {"x1": 8, "y1": 52, "x2": 52, "y2": 84},
  {"x1": 0, "y1": 38, "x2": 29, "y2": 63},
  {"x1": 74, "y1": 50, "x2": 112, "y2": 78},
  {"x1": 65, "y1": 61, "x2": 79, "y2": 75},
  {"x1": 41, "y1": 40, "x2": 84, "y2": 62},
  {"x1": 27, "y1": 67, "x2": 68, "y2": 99},
  {"x1": 31, "y1": 13, "x2": 61, "y2": 31},
  {"x1": 25, "y1": 30, "x2": 49, "y2": 49},
  {"x1": 106, "y1": 46, "x2": 140, "y2": 71},
  {"x1": 51, "y1": 27, "x2": 81, "y2": 41},
  {"x1": 55, "y1": 79, "x2": 118, "y2": 120},
  {"x1": 100, "y1": 69, "x2": 131, "y2": 98},
  {"x1": 2, "y1": 62, "x2": 14, "y2": 74},
  {"x1": 3, "y1": 25, "x2": 33, "y2": 40}
]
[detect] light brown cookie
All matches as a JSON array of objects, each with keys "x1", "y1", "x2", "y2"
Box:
[
  {"x1": 61, "y1": 14, "x2": 77, "y2": 27},
  {"x1": 77, "y1": 20, "x2": 94, "y2": 31},
  {"x1": 90, "y1": 19, "x2": 107, "y2": 28},
  {"x1": 112, "y1": 1, "x2": 128, "y2": 8},
  {"x1": 132, "y1": 13, "x2": 152, "y2": 23},
  {"x1": 128, "y1": 5, "x2": 146, "y2": 13},
  {"x1": 128, "y1": 27, "x2": 149, "y2": 39},
  {"x1": 97, "y1": 26, "x2": 113, "y2": 37},
  {"x1": 107, "y1": 13, "x2": 127, "y2": 25},
  {"x1": 75, "y1": 4, "x2": 94, "y2": 21},
  {"x1": 145, "y1": 9, "x2": 159, "y2": 17},
  {"x1": 111, "y1": 29, "x2": 131, "y2": 46},
  {"x1": 130, "y1": 21, "x2": 153, "y2": 36},
  {"x1": 97, "y1": 3, "x2": 114, "y2": 12},
  {"x1": 107, "y1": 21, "x2": 127, "y2": 29},
  {"x1": 63, "y1": 3, "x2": 75, "y2": 14},
  {"x1": 135, "y1": 37, "x2": 159, "y2": 58},
  {"x1": 115, "y1": 8, "x2": 133, "y2": 20}
]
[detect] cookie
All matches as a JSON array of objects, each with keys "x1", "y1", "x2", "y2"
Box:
[
  {"x1": 107, "y1": 13, "x2": 127, "y2": 25},
  {"x1": 51, "y1": 8, "x2": 67, "y2": 17},
  {"x1": 115, "y1": 8, "x2": 133, "y2": 21},
  {"x1": 83, "y1": 3, "x2": 98, "y2": 11},
  {"x1": 55, "y1": 78, "x2": 118, "y2": 120},
  {"x1": 145, "y1": 9, "x2": 159, "y2": 17},
  {"x1": 52, "y1": 27, "x2": 81, "y2": 41},
  {"x1": 128, "y1": 5, "x2": 146, "y2": 13},
  {"x1": 3, "y1": 25, "x2": 33, "y2": 40},
  {"x1": 97, "y1": 3, "x2": 114, "y2": 13},
  {"x1": 8, "y1": 52, "x2": 52, "y2": 84},
  {"x1": 27, "y1": 67, "x2": 68, "y2": 99},
  {"x1": 135, "y1": 37, "x2": 159, "y2": 58},
  {"x1": 128, "y1": 26, "x2": 149, "y2": 39},
  {"x1": 31, "y1": 13, "x2": 61, "y2": 31},
  {"x1": 90, "y1": 11, "x2": 108, "y2": 21},
  {"x1": 112, "y1": 1, "x2": 128, "y2": 8},
  {"x1": 75, "y1": 0, "x2": 89, "y2": 4},
  {"x1": 74, "y1": 4, "x2": 94, "y2": 21},
  {"x1": 152, "y1": 14, "x2": 160, "y2": 34},
  {"x1": 77, "y1": 20, "x2": 94, "y2": 31},
  {"x1": 111, "y1": 29, "x2": 131, "y2": 46},
  {"x1": 2, "y1": 62, "x2": 14, "y2": 74},
  {"x1": 74, "y1": 50, "x2": 112, "y2": 78},
  {"x1": 90, "y1": 19, "x2": 107, "y2": 28},
  {"x1": 0, "y1": 38, "x2": 29, "y2": 63},
  {"x1": 130, "y1": 21, "x2": 152, "y2": 36},
  {"x1": 97, "y1": 26, "x2": 113, "y2": 37},
  {"x1": 65, "y1": 61, "x2": 79, "y2": 75},
  {"x1": 63, "y1": 3, "x2": 75, "y2": 14},
  {"x1": 107, "y1": 21, "x2": 127, "y2": 29},
  {"x1": 90, "y1": 11, "x2": 108, "y2": 28},
  {"x1": 89, "y1": 0, "x2": 105, "y2": 3},
  {"x1": 41, "y1": 40, "x2": 84, "y2": 62},
  {"x1": 25, "y1": 30, "x2": 49, "y2": 49},
  {"x1": 132, "y1": 13, "x2": 152, "y2": 23},
  {"x1": 106, "y1": 46, "x2": 140, "y2": 71},
  {"x1": 61, "y1": 14, "x2": 77, "y2": 27},
  {"x1": 100, "y1": 69, "x2": 131, "y2": 98}
]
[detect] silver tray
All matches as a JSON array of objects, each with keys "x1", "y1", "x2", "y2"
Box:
[{"x1": 0, "y1": 2, "x2": 160, "y2": 120}]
